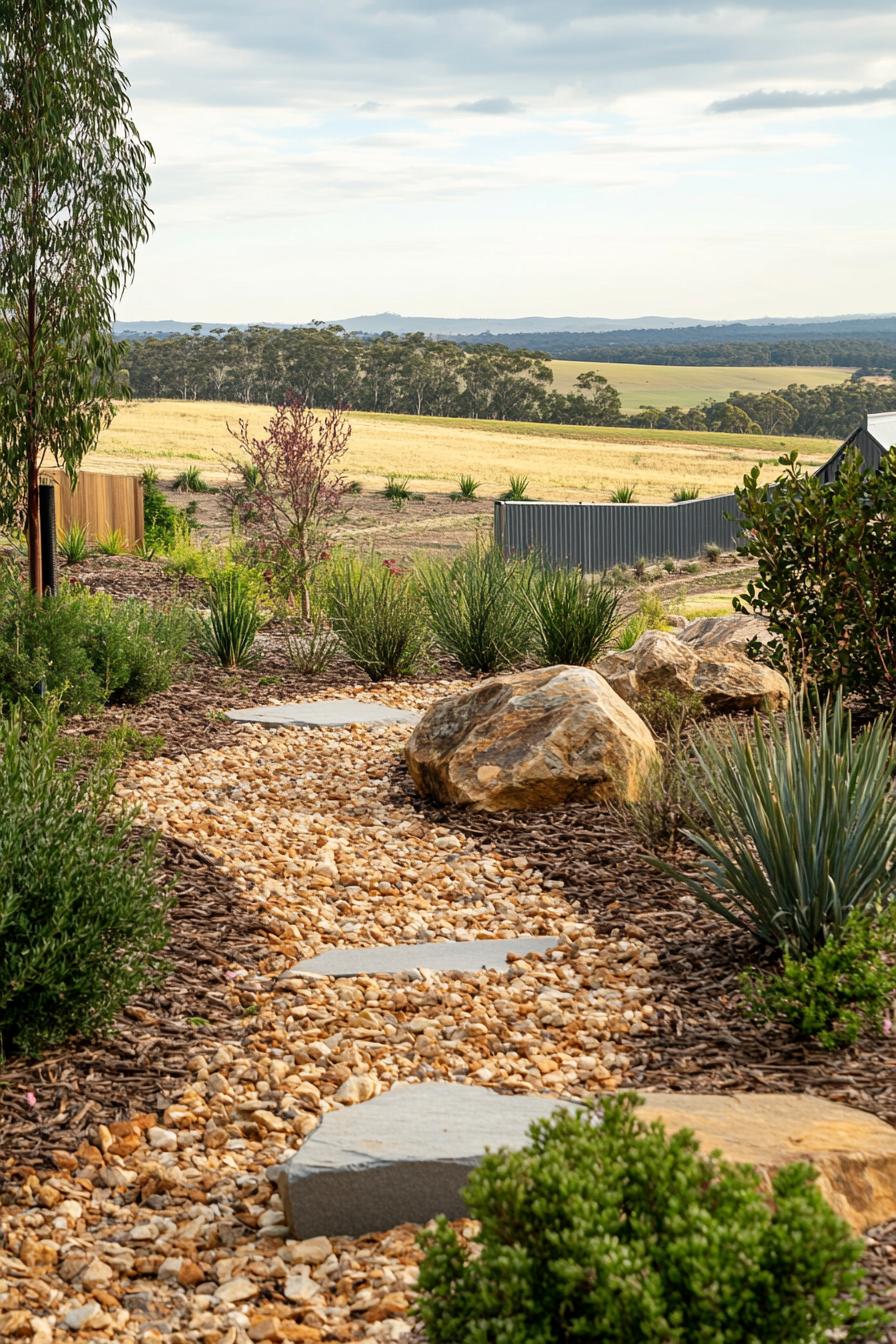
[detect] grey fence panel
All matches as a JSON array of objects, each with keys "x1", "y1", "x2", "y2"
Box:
[{"x1": 495, "y1": 495, "x2": 743, "y2": 571}]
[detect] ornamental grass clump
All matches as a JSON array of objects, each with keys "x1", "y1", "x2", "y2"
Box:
[
  {"x1": 416, "y1": 1094, "x2": 886, "y2": 1343},
  {"x1": 419, "y1": 542, "x2": 531, "y2": 674},
  {"x1": 200, "y1": 568, "x2": 262, "y2": 668},
  {"x1": 0, "y1": 706, "x2": 170, "y2": 1057},
  {"x1": 661, "y1": 692, "x2": 896, "y2": 954},
  {"x1": 525, "y1": 564, "x2": 620, "y2": 667},
  {"x1": 323, "y1": 552, "x2": 429, "y2": 681}
]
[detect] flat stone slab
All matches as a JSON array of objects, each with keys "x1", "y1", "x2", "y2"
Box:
[
  {"x1": 276, "y1": 1084, "x2": 896, "y2": 1238},
  {"x1": 283, "y1": 936, "x2": 559, "y2": 980},
  {"x1": 226, "y1": 699, "x2": 421, "y2": 728},
  {"x1": 276, "y1": 1082, "x2": 581, "y2": 1238}
]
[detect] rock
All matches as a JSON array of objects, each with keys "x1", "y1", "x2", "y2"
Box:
[
  {"x1": 282, "y1": 1236, "x2": 332, "y2": 1267},
  {"x1": 333, "y1": 1073, "x2": 377, "y2": 1105},
  {"x1": 284, "y1": 1271, "x2": 321, "y2": 1304},
  {"x1": 596, "y1": 629, "x2": 789, "y2": 715},
  {"x1": 214, "y1": 1276, "x2": 258, "y2": 1304},
  {"x1": 678, "y1": 614, "x2": 771, "y2": 649},
  {"x1": 62, "y1": 1303, "x2": 101, "y2": 1331},
  {"x1": 275, "y1": 1082, "x2": 581, "y2": 1237},
  {"x1": 147, "y1": 1125, "x2": 178, "y2": 1151},
  {"x1": 227, "y1": 700, "x2": 421, "y2": 728},
  {"x1": 80, "y1": 1257, "x2": 113, "y2": 1290},
  {"x1": 405, "y1": 666, "x2": 657, "y2": 810},
  {"x1": 639, "y1": 1092, "x2": 896, "y2": 1233},
  {"x1": 283, "y1": 936, "x2": 559, "y2": 981}
]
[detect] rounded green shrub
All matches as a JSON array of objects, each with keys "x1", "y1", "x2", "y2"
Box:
[
  {"x1": 0, "y1": 706, "x2": 171, "y2": 1056},
  {"x1": 416, "y1": 1094, "x2": 886, "y2": 1343}
]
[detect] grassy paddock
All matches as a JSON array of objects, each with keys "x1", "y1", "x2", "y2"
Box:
[
  {"x1": 88, "y1": 399, "x2": 837, "y2": 503},
  {"x1": 549, "y1": 359, "x2": 853, "y2": 410}
]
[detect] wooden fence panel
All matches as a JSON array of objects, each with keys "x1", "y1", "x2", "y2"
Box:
[{"x1": 40, "y1": 469, "x2": 144, "y2": 547}]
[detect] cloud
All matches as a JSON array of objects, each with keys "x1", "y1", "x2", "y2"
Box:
[
  {"x1": 711, "y1": 79, "x2": 896, "y2": 113},
  {"x1": 453, "y1": 97, "x2": 524, "y2": 115}
]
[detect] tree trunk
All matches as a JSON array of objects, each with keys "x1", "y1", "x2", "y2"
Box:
[{"x1": 26, "y1": 444, "x2": 42, "y2": 595}]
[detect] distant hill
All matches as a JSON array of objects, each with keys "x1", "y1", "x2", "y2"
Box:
[{"x1": 115, "y1": 312, "x2": 896, "y2": 341}]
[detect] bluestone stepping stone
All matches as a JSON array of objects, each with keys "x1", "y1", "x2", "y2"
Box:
[
  {"x1": 226, "y1": 699, "x2": 421, "y2": 728},
  {"x1": 282, "y1": 935, "x2": 559, "y2": 980},
  {"x1": 275, "y1": 1082, "x2": 581, "y2": 1237}
]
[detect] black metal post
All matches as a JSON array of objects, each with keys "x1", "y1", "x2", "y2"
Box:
[{"x1": 38, "y1": 482, "x2": 57, "y2": 596}]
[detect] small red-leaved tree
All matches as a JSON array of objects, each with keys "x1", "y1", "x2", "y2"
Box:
[{"x1": 227, "y1": 396, "x2": 351, "y2": 618}]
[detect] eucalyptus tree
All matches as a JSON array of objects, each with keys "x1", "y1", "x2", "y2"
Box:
[{"x1": 0, "y1": 0, "x2": 152, "y2": 591}]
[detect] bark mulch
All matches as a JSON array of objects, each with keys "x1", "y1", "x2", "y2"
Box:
[
  {"x1": 0, "y1": 837, "x2": 268, "y2": 1175},
  {"x1": 403, "y1": 789, "x2": 896, "y2": 1330}
]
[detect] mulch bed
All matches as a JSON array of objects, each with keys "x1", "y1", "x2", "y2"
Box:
[{"x1": 0, "y1": 837, "x2": 268, "y2": 1174}]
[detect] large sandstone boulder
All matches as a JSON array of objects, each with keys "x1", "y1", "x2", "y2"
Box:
[
  {"x1": 596, "y1": 628, "x2": 789, "y2": 715},
  {"x1": 639, "y1": 1091, "x2": 896, "y2": 1234},
  {"x1": 405, "y1": 665, "x2": 657, "y2": 811},
  {"x1": 679, "y1": 613, "x2": 772, "y2": 650}
]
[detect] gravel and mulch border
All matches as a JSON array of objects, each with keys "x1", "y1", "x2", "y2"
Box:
[
  {"x1": 409, "y1": 791, "x2": 896, "y2": 1330},
  {"x1": 0, "y1": 838, "x2": 268, "y2": 1171}
]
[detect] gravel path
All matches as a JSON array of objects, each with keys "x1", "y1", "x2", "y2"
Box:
[{"x1": 0, "y1": 684, "x2": 656, "y2": 1343}]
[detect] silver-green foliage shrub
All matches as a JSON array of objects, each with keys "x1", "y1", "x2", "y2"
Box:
[
  {"x1": 662, "y1": 692, "x2": 896, "y2": 954},
  {"x1": 324, "y1": 552, "x2": 429, "y2": 681},
  {"x1": 416, "y1": 1095, "x2": 886, "y2": 1343},
  {"x1": 419, "y1": 543, "x2": 530, "y2": 674},
  {"x1": 0, "y1": 707, "x2": 170, "y2": 1056}
]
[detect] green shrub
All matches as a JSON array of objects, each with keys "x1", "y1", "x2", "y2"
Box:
[
  {"x1": 58, "y1": 521, "x2": 88, "y2": 564},
  {"x1": 284, "y1": 606, "x2": 340, "y2": 676},
  {"x1": 735, "y1": 446, "x2": 896, "y2": 704},
  {"x1": 383, "y1": 473, "x2": 412, "y2": 503},
  {"x1": 616, "y1": 594, "x2": 669, "y2": 650},
  {"x1": 80, "y1": 595, "x2": 192, "y2": 704},
  {"x1": 96, "y1": 528, "x2": 128, "y2": 556},
  {"x1": 703, "y1": 541, "x2": 722, "y2": 563},
  {"x1": 617, "y1": 695, "x2": 708, "y2": 851},
  {"x1": 416, "y1": 1093, "x2": 885, "y2": 1344},
  {"x1": 634, "y1": 686, "x2": 706, "y2": 737},
  {"x1": 743, "y1": 907, "x2": 896, "y2": 1049},
  {"x1": 610, "y1": 483, "x2": 636, "y2": 502},
  {"x1": 660, "y1": 692, "x2": 896, "y2": 954},
  {"x1": 0, "y1": 706, "x2": 171, "y2": 1057},
  {"x1": 419, "y1": 543, "x2": 531, "y2": 674},
  {"x1": 672, "y1": 484, "x2": 700, "y2": 501},
  {"x1": 324, "y1": 553, "x2": 429, "y2": 681},
  {"x1": 525, "y1": 565, "x2": 619, "y2": 666},
  {"x1": 172, "y1": 465, "x2": 210, "y2": 493},
  {"x1": 501, "y1": 474, "x2": 530, "y2": 501},
  {"x1": 200, "y1": 569, "x2": 262, "y2": 668},
  {"x1": 457, "y1": 474, "x2": 480, "y2": 500},
  {"x1": 142, "y1": 474, "x2": 181, "y2": 548}
]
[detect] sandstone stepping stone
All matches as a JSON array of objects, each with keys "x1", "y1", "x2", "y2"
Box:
[
  {"x1": 226, "y1": 699, "x2": 421, "y2": 728},
  {"x1": 282, "y1": 936, "x2": 559, "y2": 980},
  {"x1": 276, "y1": 1084, "x2": 896, "y2": 1238},
  {"x1": 276, "y1": 1082, "x2": 581, "y2": 1238}
]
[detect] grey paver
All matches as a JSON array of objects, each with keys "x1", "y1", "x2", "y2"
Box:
[
  {"x1": 226, "y1": 699, "x2": 421, "y2": 728},
  {"x1": 276, "y1": 1082, "x2": 581, "y2": 1237},
  {"x1": 283, "y1": 935, "x2": 559, "y2": 980}
]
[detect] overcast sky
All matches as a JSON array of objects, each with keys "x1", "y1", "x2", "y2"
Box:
[{"x1": 113, "y1": 0, "x2": 896, "y2": 323}]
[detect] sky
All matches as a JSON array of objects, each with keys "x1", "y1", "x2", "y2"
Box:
[{"x1": 112, "y1": 0, "x2": 896, "y2": 324}]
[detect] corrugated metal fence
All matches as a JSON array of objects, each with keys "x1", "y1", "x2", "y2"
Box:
[
  {"x1": 41, "y1": 469, "x2": 145, "y2": 547},
  {"x1": 494, "y1": 494, "x2": 742, "y2": 571}
]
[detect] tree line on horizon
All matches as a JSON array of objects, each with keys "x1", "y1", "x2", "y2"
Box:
[{"x1": 121, "y1": 324, "x2": 896, "y2": 440}]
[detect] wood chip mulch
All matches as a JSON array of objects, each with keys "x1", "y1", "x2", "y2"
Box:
[{"x1": 0, "y1": 837, "x2": 267, "y2": 1174}]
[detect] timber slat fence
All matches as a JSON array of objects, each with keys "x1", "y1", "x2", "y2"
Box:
[{"x1": 40, "y1": 469, "x2": 144, "y2": 547}]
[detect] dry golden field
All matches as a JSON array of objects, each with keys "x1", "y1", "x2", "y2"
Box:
[
  {"x1": 90, "y1": 399, "x2": 837, "y2": 503},
  {"x1": 548, "y1": 359, "x2": 852, "y2": 410}
]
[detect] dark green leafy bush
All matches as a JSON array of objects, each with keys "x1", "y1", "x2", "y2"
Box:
[
  {"x1": 324, "y1": 552, "x2": 429, "y2": 680},
  {"x1": 660, "y1": 692, "x2": 896, "y2": 954},
  {"x1": 735, "y1": 446, "x2": 896, "y2": 703},
  {"x1": 0, "y1": 706, "x2": 171, "y2": 1056},
  {"x1": 743, "y1": 907, "x2": 896, "y2": 1048},
  {"x1": 419, "y1": 543, "x2": 531, "y2": 673},
  {"x1": 142, "y1": 473, "x2": 182, "y2": 548},
  {"x1": 525, "y1": 565, "x2": 620, "y2": 667},
  {"x1": 0, "y1": 571, "x2": 190, "y2": 712},
  {"x1": 417, "y1": 1094, "x2": 885, "y2": 1343}
]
